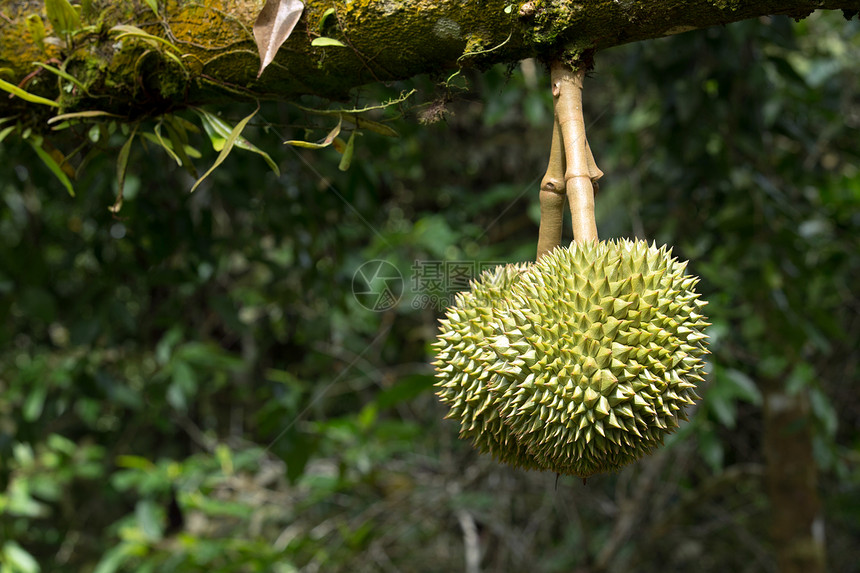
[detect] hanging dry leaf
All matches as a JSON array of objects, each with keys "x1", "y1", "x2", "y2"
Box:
[{"x1": 254, "y1": 0, "x2": 304, "y2": 78}]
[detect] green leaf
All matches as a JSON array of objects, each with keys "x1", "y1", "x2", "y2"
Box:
[
  {"x1": 194, "y1": 108, "x2": 279, "y2": 174},
  {"x1": 136, "y1": 500, "x2": 163, "y2": 542},
  {"x1": 116, "y1": 455, "x2": 156, "y2": 471},
  {"x1": 45, "y1": 0, "x2": 80, "y2": 35},
  {"x1": 26, "y1": 15, "x2": 46, "y2": 51},
  {"x1": 0, "y1": 78, "x2": 59, "y2": 107},
  {"x1": 375, "y1": 374, "x2": 436, "y2": 410},
  {"x1": 698, "y1": 426, "x2": 724, "y2": 472},
  {"x1": 163, "y1": 117, "x2": 200, "y2": 177},
  {"x1": 342, "y1": 114, "x2": 399, "y2": 138},
  {"x1": 81, "y1": 0, "x2": 95, "y2": 19},
  {"x1": 143, "y1": 0, "x2": 159, "y2": 17},
  {"x1": 167, "y1": 360, "x2": 196, "y2": 410},
  {"x1": 312, "y1": 37, "x2": 347, "y2": 48},
  {"x1": 338, "y1": 130, "x2": 356, "y2": 171},
  {"x1": 110, "y1": 25, "x2": 180, "y2": 52},
  {"x1": 175, "y1": 342, "x2": 244, "y2": 370},
  {"x1": 274, "y1": 429, "x2": 318, "y2": 483},
  {"x1": 291, "y1": 105, "x2": 399, "y2": 138},
  {"x1": 22, "y1": 385, "x2": 46, "y2": 422},
  {"x1": 2, "y1": 540, "x2": 40, "y2": 573},
  {"x1": 708, "y1": 391, "x2": 736, "y2": 428},
  {"x1": 48, "y1": 110, "x2": 121, "y2": 125},
  {"x1": 0, "y1": 125, "x2": 16, "y2": 143},
  {"x1": 190, "y1": 108, "x2": 260, "y2": 193},
  {"x1": 196, "y1": 110, "x2": 228, "y2": 151},
  {"x1": 27, "y1": 139, "x2": 75, "y2": 196},
  {"x1": 317, "y1": 7, "x2": 336, "y2": 32},
  {"x1": 285, "y1": 116, "x2": 342, "y2": 149},
  {"x1": 786, "y1": 362, "x2": 814, "y2": 395},
  {"x1": 809, "y1": 387, "x2": 837, "y2": 437},
  {"x1": 722, "y1": 368, "x2": 762, "y2": 405},
  {"x1": 110, "y1": 125, "x2": 137, "y2": 213},
  {"x1": 33, "y1": 62, "x2": 89, "y2": 95},
  {"x1": 142, "y1": 129, "x2": 180, "y2": 165},
  {"x1": 93, "y1": 544, "x2": 134, "y2": 573},
  {"x1": 216, "y1": 443, "x2": 234, "y2": 475}
]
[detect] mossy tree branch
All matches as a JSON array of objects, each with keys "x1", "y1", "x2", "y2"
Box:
[{"x1": 1, "y1": 0, "x2": 859, "y2": 124}]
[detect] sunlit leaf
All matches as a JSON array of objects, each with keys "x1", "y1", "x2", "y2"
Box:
[
  {"x1": 0, "y1": 125, "x2": 16, "y2": 143},
  {"x1": 0, "y1": 78, "x2": 59, "y2": 107},
  {"x1": 136, "y1": 500, "x2": 163, "y2": 542},
  {"x1": 254, "y1": 0, "x2": 304, "y2": 78},
  {"x1": 2, "y1": 540, "x2": 40, "y2": 573},
  {"x1": 33, "y1": 62, "x2": 89, "y2": 95},
  {"x1": 45, "y1": 0, "x2": 80, "y2": 35},
  {"x1": 110, "y1": 25, "x2": 180, "y2": 52},
  {"x1": 26, "y1": 15, "x2": 46, "y2": 51},
  {"x1": 48, "y1": 110, "x2": 121, "y2": 125},
  {"x1": 116, "y1": 455, "x2": 156, "y2": 470},
  {"x1": 196, "y1": 110, "x2": 228, "y2": 151},
  {"x1": 92, "y1": 543, "x2": 134, "y2": 573},
  {"x1": 311, "y1": 36, "x2": 346, "y2": 48},
  {"x1": 22, "y1": 385, "x2": 46, "y2": 421},
  {"x1": 317, "y1": 7, "x2": 336, "y2": 32},
  {"x1": 285, "y1": 116, "x2": 342, "y2": 149},
  {"x1": 191, "y1": 108, "x2": 259, "y2": 193},
  {"x1": 338, "y1": 130, "x2": 356, "y2": 171},
  {"x1": 216, "y1": 444, "x2": 234, "y2": 476},
  {"x1": 143, "y1": 0, "x2": 159, "y2": 18},
  {"x1": 194, "y1": 108, "x2": 279, "y2": 174}
]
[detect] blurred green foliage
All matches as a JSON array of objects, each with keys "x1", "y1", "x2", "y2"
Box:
[{"x1": 1, "y1": 10, "x2": 859, "y2": 573}]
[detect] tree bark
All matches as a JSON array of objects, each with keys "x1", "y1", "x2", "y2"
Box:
[
  {"x1": 1, "y1": 0, "x2": 859, "y2": 123},
  {"x1": 762, "y1": 375, "x2": 826, "y2": 573}
]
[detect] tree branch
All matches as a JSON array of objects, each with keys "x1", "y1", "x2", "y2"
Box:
[{"x1": 1, "y1": 1, "x2": 858, "y2": 122}]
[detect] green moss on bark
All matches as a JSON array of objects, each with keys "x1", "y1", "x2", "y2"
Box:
[{"x1": 1, "y1": 0, "x2": 859, "y2": 122}]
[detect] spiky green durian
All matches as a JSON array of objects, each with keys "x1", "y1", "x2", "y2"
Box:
[
  {"x1": 433, "y1": 262, "x2": 545, "y2": 471},
  {"x1": 433, "y1": 239, "x2": 709, "y2": 478}
]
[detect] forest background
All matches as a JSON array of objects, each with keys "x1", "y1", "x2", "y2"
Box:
[{"x1": 1, "y1": 7, "x2": 860, "y2": 573}]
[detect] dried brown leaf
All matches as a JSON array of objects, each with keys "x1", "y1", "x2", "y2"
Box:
[{"x1": 254, "y1": 0, "x2": 304, "y2": 78}]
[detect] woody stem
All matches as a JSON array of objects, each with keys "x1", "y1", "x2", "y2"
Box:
[
  {"x1": 536, "y1": 119, "x2": 566, "y2": 260},
  {"x1": 551, "y1": 61, "x2": 602, "y2": 243}
]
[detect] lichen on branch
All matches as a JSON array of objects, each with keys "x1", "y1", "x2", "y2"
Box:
[{"x1": 0, "y1": 0, "x2": 858, "y2": 122}]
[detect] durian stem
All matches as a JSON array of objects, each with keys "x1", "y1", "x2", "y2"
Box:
[
  {"x1": 551, "y1": 61, "x2": 603, "y2": 244},
  {"x1": 537, "y1": 119, "x2": 566, "y2": 260}
]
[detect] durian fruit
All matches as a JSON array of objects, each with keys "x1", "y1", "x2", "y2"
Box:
[
  {"x1": 433, "y1": 239, "x2": 709, "y2": 478},
  {"x1": 433, "y1": 263, "x2": 545, "y2": 471}
]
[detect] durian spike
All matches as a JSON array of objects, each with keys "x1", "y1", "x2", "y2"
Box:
[
  {"x1": 551, "y1": 61, "x2": 603, "y2": 244},
  {"x1": 537, "y1": 119, "x2": 566, "y2": 260}
]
